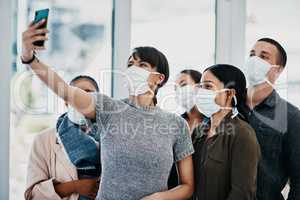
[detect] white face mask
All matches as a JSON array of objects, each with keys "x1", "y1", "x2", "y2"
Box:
[
  {"x1": 125, "y1": 65, "x2": 160, "y2": 96},
  {"x1": 175, "y1": 85, "x2": 196, "y2": 112},
  {"x1": 67, "y1": 106, "x2": 87, "y2": 126},
  {"x1": 245, "y1": 56, "x2": 272, "y2": 87},
  {"x1": 194, "y1": 88, "x2": 239, "y2": 118},
  {"x1": 194, "y1": 88, "x2": 220, "y2": 118}
]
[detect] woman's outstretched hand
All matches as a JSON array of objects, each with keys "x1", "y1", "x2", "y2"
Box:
[{"x1": 21, "y1": 20, "x2": 49, "y2": 61}]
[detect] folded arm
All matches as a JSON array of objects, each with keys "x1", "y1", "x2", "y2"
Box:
[{"x1": 25, "y1": 135, "x2": 66, "y2": 200}]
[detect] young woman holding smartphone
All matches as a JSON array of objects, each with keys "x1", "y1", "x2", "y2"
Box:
[{"x1": 21, "y1": 20, "x2": 194, "y2": 200}]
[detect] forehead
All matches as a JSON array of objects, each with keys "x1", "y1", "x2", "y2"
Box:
[
  {"x1": 178, "y1": 73, "x2": 192, "y2": 80},
  {"x1": 201, "y1": 70, "x2": 224, "y2": 87},
  {"x1": 176, "y1": 73, "x2": 194, "y2": 84},
  {"x1": 72, "y1": 79, "x2": 97, "y2": 91},
  {"x1": 128, "y1": 54, "x2": 141, "y2": 62},
  {"x1": 252, "y1": 41, "x2": 278, "y2": 55}
]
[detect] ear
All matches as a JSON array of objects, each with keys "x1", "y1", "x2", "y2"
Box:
[
  {"x1": 158, "y1": 74, "x2": 165, "y2": 85},
  {"x1": 278, "y1": 66, "x2": 284, "y2": 74},
  {"x1": 272, "y1": 65, "x2": 284, "y2": 74},
  {"x1": 227, "y1": 89, "x2": 236, "y2": 106},
  {"x1": 225, "y1": 89, "x2": 236, "y2": 98},
  {"x1": 65, "y1": 102, "x2": 68, "y2": 107}
]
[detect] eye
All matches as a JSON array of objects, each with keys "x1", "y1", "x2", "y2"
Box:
[
  {"x1": 139, "y1": 61, "x2": 154, "y2": 70},
  {"x1": 203, "y1": 84, "x2": 212, "y2": 90},
  {"x1": 140, "y1": 63, "x2": 147, "y2": 68},
  {"x1": 260, "y1": 55, "x2": 269, "y2": 60}
]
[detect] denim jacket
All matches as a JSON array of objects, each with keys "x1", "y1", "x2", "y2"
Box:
[
  {"x1": 244, "y1": 90, "x2": 300, "y2": 200},
  {"x1": 57, "y1": 114, "x2": 101, "y2": 200},
  {"x1": 56, "y1": 113, "x2": 101, "y2": 174}
]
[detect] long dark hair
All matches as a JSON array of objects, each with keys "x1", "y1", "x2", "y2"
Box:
[
  {"x1": 131, "y1": 46, "x2": 170, "y2": 105},
  {"x1": 203, "y1": 64, "x2": 247, "y2": 119}
]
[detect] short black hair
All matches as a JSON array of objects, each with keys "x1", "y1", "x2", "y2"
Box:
[
  {"x1": 258, "y1": 38, "x2": 287, "y2": 67},
  {"x1": 69, "y1": 75, "x2": 99, "y2": 92},
  {"x1": 180, "y1": 69, "x2": 202, "y2": 84},
  {"x1": 132, "y1": 46, "x2": 169, "y2": 86},
  {"x1": 131, "y1": 46, "x2": 170, "y2": 105}
]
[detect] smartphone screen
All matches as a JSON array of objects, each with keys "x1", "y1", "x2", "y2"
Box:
[{"x1": 33, "y1": 9, "x2": 49, "y2": 47}]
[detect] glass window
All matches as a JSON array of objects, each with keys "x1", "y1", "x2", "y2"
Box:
[
  {"x1": 10, "y1": 0, "x2": 112, "y2": 199},
  {"x1": 246, "y1": 0, "x2": 300, "y2": 108},
  {"x1": 131, "y1": 0, "x2": 216, "y2": 112}
]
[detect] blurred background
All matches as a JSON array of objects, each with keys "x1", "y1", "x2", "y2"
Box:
[{"x1": 0, "y1": 0, "x2": 300, "y2": 199}]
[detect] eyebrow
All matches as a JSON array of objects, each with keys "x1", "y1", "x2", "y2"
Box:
[
  {"x1": 201, "y1": 80, "x2": 214, "y2": 84},
  {"x1": 261, "y1": 50, "x2": 271, "y2": 56},
  {"x1": 179, "y1": 80, "x2": 186, "y2": 85}
]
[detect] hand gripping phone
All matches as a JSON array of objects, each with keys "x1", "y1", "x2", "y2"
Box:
[{"x1": 33, "y1": 8, "x2": 49, "y2": 46}]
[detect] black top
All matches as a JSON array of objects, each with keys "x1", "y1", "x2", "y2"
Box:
[
  {"x1": 243, "y1": 90, "x2": 300, "y2": 200},
  {"x1": 167, "y1": 113, "x2": 189, "y2": 189}
]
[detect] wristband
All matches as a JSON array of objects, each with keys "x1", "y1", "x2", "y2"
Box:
[{"x1": 21, "y1": 54, "x2": 36, "y2": 64}]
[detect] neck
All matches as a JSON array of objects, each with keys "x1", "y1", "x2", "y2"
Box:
[
  {"x1": 186, "y1": 107, "x2": 203, "y2": 134},
  {"x1": 247, "y1": 83, "x2": 274, "y2": 109},
  {"x1": 129, "y1": 92, "x2": 155, "y2": 107},
  {"x1": 208, "y1": 109, "x2": 231, "y2": 138}
]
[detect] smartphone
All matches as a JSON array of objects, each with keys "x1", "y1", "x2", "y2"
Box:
[{"x1": 33, "y1": 9, "x2": 49, "y2": 47}]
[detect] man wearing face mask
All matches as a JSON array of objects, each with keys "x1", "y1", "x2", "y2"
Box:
[
  {"x1": 25, "y1": 75, "x2": 100, "y2": 200},
  {"x1": 244, "y1": 38, "x2": 300, "y2": 200}
]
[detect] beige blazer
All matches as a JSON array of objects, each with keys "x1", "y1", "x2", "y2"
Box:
[{"x1": 25, "y1": 128, "x2": 79, "y2": 200}]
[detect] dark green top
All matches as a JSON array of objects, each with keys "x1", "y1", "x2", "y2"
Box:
[{"x1": 191, "y1": 114, "x2": 261, "y2": 200}]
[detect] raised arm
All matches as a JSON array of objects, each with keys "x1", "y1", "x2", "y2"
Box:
[{"x1": 21, "y1": 20, "x2": 96, "y2": 119}]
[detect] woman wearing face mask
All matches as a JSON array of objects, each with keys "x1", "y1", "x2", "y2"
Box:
[
  {"x1": 25, "y1": 75, "x2": 100, "y2": 200},
  {"x1": 168, "y1": 69, "x2": 202, "y2": 189},
  {"x1": 186, "y1": 64, "x2": 261, "y2": 200},
  {"x1": 175, "y1": 69, "x2": 203, "y2": 133},
  {"x1": 22, "y1": 22, "x2": 194, "y2": 200}
]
